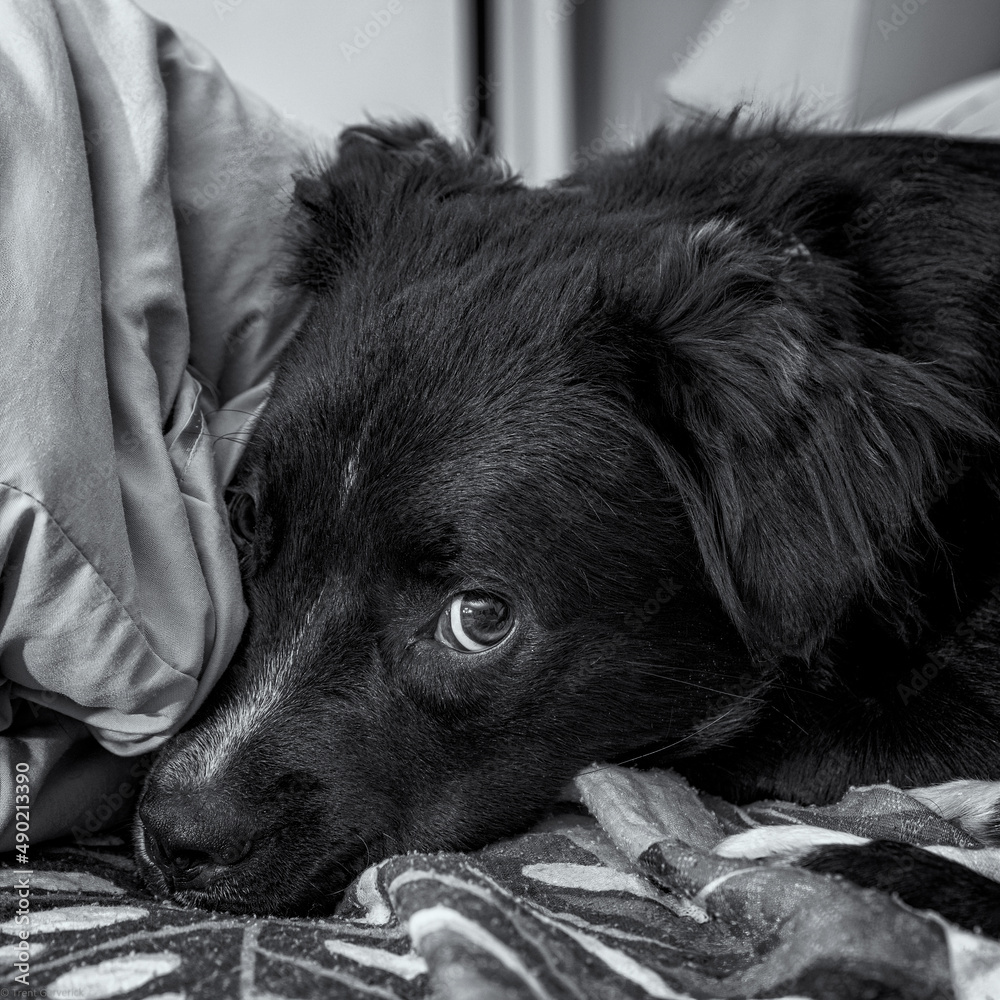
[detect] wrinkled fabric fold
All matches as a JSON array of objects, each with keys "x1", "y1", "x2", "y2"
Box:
[{"x1": 0, "y1": 0, "x2": 314, "y2": 848}]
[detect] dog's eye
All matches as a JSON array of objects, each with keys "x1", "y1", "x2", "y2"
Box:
[
  {"x1": 435, "y1": 592, "x2": 513, "y2": 652},
  {"x1": 227, "y1": 491, "x2": 257, "y2": 547}
]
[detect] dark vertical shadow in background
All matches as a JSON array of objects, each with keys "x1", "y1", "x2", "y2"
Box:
[
  {"x1": 572, "y1": 0, "x2": 604, "y2": 155},
  {"x1": 472, "y1": 0, "x2": 494, "y2": 154}
]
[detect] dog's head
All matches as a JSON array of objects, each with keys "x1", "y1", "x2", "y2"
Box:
[{"x1": 136, "y1": 122, "x2": 984, "y2": 914}]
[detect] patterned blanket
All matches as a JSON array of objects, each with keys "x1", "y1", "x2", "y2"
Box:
[{"x1": 3, "y1": 766, "x2": 1000, "y2": 1000}]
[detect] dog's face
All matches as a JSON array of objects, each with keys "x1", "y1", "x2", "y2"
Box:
[{"x1": 136, "y1": 123, "x2": 983, "y2": 915}]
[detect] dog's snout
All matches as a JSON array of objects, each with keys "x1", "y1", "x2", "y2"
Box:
[{"x1": 139, "y1": 789, "x2": 255, "y2": 892}]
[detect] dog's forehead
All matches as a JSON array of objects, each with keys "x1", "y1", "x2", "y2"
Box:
[
  {"x1": 251, "y1": 297, "x2": 649, "y2": 584},
  {"x1": 268, "y1": 232, "x2": 610, "y2": 474},
  {"x1": 289, "y1": 346, "x2": 612, "y2": 518},
  {"x1": 242, "y1": 192, "x2": 682, "y2": 580}
]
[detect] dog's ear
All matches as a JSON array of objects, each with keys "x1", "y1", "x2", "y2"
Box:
[
  {"x1": 615, "y1": 220, "x2": 990, "y2": 659},
  {"x1": 290, "y1": 121, "x2": 517, "y2": 292}
]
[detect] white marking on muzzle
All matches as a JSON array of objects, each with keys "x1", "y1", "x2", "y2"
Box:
[{"x1": 155, "y1": 590, "x2": 327, "y2": 789}]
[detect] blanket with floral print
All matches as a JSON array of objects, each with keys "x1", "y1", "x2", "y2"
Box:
[{"x1": 3, "y1": 766, "x2": 1000, "y2": 1000}]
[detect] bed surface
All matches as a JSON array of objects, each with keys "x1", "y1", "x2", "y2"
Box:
[{"x1": 5, "y1": 766, "x2": 1000, "y2": 1000}]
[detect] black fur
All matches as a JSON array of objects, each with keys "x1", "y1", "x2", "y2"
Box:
[
  {"x1": 800, "y1": 840, "x2": 1000, "y2": 937},
  {"x1": 136, "y1": 116, "x2": 1000, "y2": 918}
]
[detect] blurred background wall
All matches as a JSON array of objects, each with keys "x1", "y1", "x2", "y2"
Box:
[
  {"x1": 136, "y1": 0, "x2": 1000, "y2": 183},
  {"x1": 135, "y1": 0, "x2": 470, "y2": 135}
]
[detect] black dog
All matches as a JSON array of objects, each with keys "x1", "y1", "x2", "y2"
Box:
[{"x1": 136, "y1": 117, "x2": 1000, "y2": 924}]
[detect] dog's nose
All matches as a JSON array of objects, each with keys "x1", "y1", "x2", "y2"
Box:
[{"x1": 139, "y1": 791, "x2": 254, "y2": 892}]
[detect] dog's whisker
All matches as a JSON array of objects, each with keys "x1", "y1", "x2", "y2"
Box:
[
  {"x1": 356, "y1": 832, "x2": 373, "y2": 869},
  {"x1": 615, "y1": 666, "x2": 770, "y2": 704},
  {"x1": 768, "y1": 707, "x2": 811, "y2": 736},
  {"x1": 213, "y1": 407, "x2": 265, "y2": 418},
  {"x1": 584, "y1": 707, "x2": 747, "y2": 773},
  {"x1": 207, "y1": 432, "x2": 253, "y2": 445}
]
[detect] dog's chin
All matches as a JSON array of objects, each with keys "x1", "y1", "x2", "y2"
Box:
[
  {"x1": 131, "y1": 813, "x2": 359, "y2": 917},
  {"x1": 135, "y1": 857, "x2": 353, "y2": 917},
  {"x1": 169, "y1": 885, "x2": 344, "y2": 918}
]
